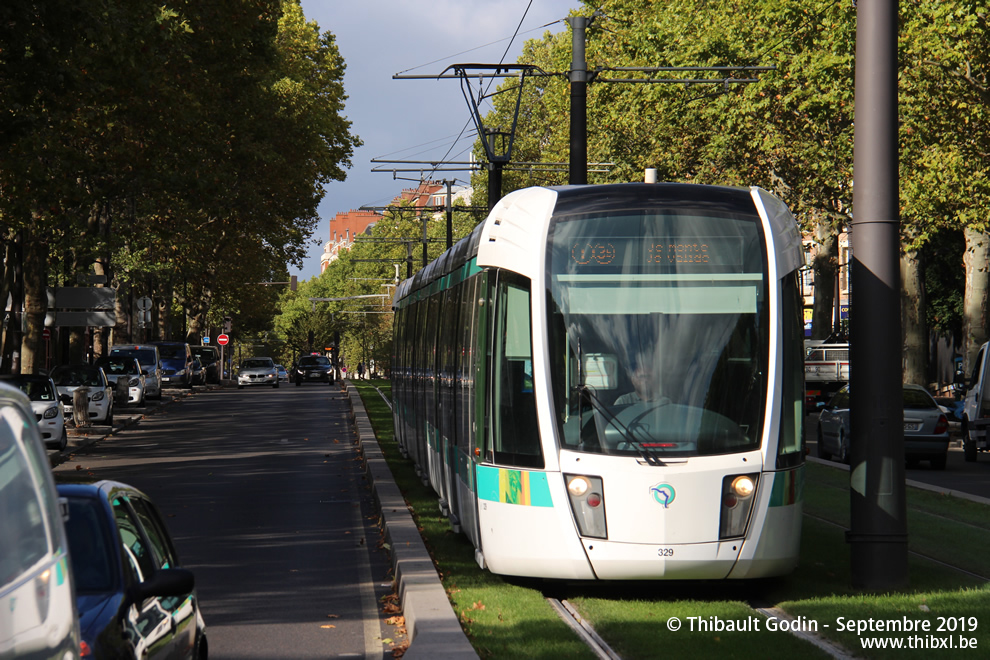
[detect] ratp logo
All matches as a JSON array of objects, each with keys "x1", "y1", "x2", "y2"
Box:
[{"x1": 650, "y1": 483, "x2": 676, "y2": 508}]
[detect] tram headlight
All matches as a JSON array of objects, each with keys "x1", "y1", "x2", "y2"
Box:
[
  {"x1": 564, "y1": 474, "x2": 607, "y2": 539},
  {"x1": 719, "y1": 473, "x2": 759, "y2": 540}
]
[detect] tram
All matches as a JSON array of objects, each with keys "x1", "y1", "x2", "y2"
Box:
[{"x1": 390, "y1": 182, "x2": 806, "y2": 580}]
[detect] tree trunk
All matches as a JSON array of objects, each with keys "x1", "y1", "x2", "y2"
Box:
[
  {"x1": 962, "y1": 227, "x2": 990, "y2": 372},
  {"x1": 1, "y1": 232, "x2": 24, "y2": 374},
  {"x1": 901, "y1": 247, "x2": 926, "y2": 387},
  {"x1": 811, "y1": 230, "x2": 839, "y2": 340},
  {"x1": 20, "y1": 222, "x2": 48, "y2": 375}
]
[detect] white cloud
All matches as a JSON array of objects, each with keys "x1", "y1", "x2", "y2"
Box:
[{"x1": 294, "y1": 0, "x2": 578, "y2": 279}]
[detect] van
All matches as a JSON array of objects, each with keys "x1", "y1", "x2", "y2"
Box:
[
  {"x1": 109, "y1": 344, "x2": 163, "y2": 400},
  {"x1": 0, "y1": 382, "x2": 80, "y2": 658},
  {"x1": 152, "y1": 341, "x2": 194, "y2": 389},
  {"x1": 962, "y1": 341, "x2": 990, "y2": 462}
]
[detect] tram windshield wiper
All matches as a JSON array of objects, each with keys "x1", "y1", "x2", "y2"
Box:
[{"x1": 571, "y1": 384, "x2": 667, "y2": 466}]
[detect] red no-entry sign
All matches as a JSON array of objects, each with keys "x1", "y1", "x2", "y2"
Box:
[{"x1": 217, "y1": 334, "x2": 230, "y2": 346}]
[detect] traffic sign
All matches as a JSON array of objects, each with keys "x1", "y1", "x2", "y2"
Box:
[
  {"x1": 203, "y1": 337, "x2": 210, "y2": 344},
  {"x1": 217, "y1": 334, "x2": 230, "y2": 346}
]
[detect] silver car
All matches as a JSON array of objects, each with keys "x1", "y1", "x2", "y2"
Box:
[
  {"x1": 237, "y1": 357, "x2": 279, "y2": 389},
  {"x1": 818, "y1": 383, "x2": 950, "y2": 469}
]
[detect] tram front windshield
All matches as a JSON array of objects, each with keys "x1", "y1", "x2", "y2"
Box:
[{"x1": 547, "y1": 207, "x2": 769, "y2": 458}]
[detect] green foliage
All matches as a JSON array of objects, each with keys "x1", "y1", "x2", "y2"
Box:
[{"x1": 0, "y1": 0, "x2": 360, "y2": 347}]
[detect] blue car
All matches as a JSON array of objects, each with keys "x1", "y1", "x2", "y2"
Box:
[{"x1": 57, "y1": 480, "x2": 208, "y2": 659}]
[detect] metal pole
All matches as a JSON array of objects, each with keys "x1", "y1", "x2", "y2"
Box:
[
  {"x1": 487, "y1": 163, "x2": 503, "y2": 211},
  {"x1": 567, "y1": 16, "x2": 588, "y2": 185},
  {"x1": 445, "y1": 180, "x2": 453, "y2": 249},
  {"x1": 848, "y1": 0, "x2": 908, "y2": 590},
  {"x1": 421, "y1": 217, "x2": 428, "y2": 267}
]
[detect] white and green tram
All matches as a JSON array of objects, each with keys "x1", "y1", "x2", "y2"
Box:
[{"x1": 391, "y1": 182, "x2": 806, "y2": 580}]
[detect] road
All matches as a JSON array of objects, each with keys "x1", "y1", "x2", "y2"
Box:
[
  {"x1": 53, "y1": 384, "x2": 400, "y2": 659},
  {"x1": 805, "y1": 412, "x2": 990, "y2": 500}
]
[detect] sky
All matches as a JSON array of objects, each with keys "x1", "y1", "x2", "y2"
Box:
[{"x1": 293, "y1": 0, "x2": 581, "y2": 281}]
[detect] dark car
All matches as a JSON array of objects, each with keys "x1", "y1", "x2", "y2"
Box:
[
  {"x1": 57, "y1": 480, "x2": 208, "y2": 659},
  {"x1": 151, "y1": 341, "x2": 194, "y2": 389},
  {"x1": 293, "y1": 354, "x2": 334, "y2": 386},
  {"x1": 190, "y1": 346, "x2": 220, "y2": 384}
]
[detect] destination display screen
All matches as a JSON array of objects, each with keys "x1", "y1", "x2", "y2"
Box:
[{"x1": 567, "y1": 236, "x2": 745, "y2": 269}]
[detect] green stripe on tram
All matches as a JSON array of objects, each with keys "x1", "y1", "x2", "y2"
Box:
[{"x1": 768, "y1": 465, "x2": 805, "y2": 507}]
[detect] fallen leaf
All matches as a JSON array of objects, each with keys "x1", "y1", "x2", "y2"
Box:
[{"x1": 320, "y1": 624, "x2": 336, "y2": 629}]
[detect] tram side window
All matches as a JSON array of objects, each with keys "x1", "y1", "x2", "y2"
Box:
[{"x1": 490, "y1": 274, "x2": 543, "y2": 468}]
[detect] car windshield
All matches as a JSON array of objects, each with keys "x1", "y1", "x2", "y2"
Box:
[
  {"x1": 96, "y1": 358, "x2": 139, "y2": 375},
  {"x1": 904, "y1": 388, "x2": 937, "y2": 409},
  {"x1": 51, "y1": 367, "x2": 103, "y2": 387},
  {"x1": 3, "y1": 377, "x2": 55, "y2": 402},
  {"x1": 242, "y1": 359, "x2": 273, "y2": 369},
  {"x1": 299, "y1": 356, "x2": 330, "y2": 367},
  {"x1": 111, "y1": 348, "x2": 157, "y2": 367},
  {"x1": 156, "y1": 345, "x2": 185, "y2": 359},
  {"x1": 192, "y1": 349, "x2": 217, "y2": 363}
]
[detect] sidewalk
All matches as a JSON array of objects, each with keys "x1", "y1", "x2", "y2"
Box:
[{"x1": 343, "y1": 380, "x2": 478, "y2": 660}]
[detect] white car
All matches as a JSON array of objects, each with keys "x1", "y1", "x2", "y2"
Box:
[
  {"x1": 109, "y1": 344, "x2": 163, "y2": 400},
  {"x1": 0, "y1": 374, "x2": 68, "y2": 451},
  {"x1": 50, "y1": 364, "x2": 114, "y2": 426},
  {"x1": 96, "y1": 355, "x2": 147, "y2": 406},
  {"x1": 237, "y1": 357, "x2": 279, "y2": 389},
  {"x1": 0, "y1": 382, "x2": 80, "y2": 658}
]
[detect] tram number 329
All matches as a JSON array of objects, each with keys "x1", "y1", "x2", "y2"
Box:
[{"x1": 657, "y1": 548, "x2": 675, "y2": 558}]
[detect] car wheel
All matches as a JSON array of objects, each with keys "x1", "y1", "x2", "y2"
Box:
[
  {"x1": 964, "y1": 424, "x2": 977, "y2": 462},
  {"x1": 817, "y1": 426, "x2": 831, "y2": 460},
  {"x1": 51, "y1": 428, "x2": 68, "y2": 452}
]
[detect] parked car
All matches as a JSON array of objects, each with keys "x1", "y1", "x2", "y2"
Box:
[
  {"x1": 96, "y1": 356, "x2": 147, "y2": 407},
  {"x1": 190, "y1": 346, "x2": 221, "y2": 384},
  {"x1": 818, "y1": 383, "x2": 950, "y2": 469},
  {"x1": 50, "y1": 364, "x2": 114, "y2": 426},
  {"x1": 237, "y1": 357, "x2": 279, "y2": 389},
  {"x1": 0, "y1": 373, "x2": 68, "y2": 451},
  {"x1": 57, "y1": 480, "x2": 207, "y2": 659},
  {"x1": 275, "y1": 364, "x2": 289, "y2": 383},
  {"x1": 152, "y1": 341, "x2": 194, "y2": 389},
  {"x1": 190, "y1": 358, "x2": 207, "y2": 386},
  {"x1": 110, "y1": 345, "x2": 163, "y2": 400},
  {"x1": 0, "y1": 382, "x2": 81, "y2": 658},
  {"x1": 293, "y1": 354, "x2": 334, "y2": 386}
]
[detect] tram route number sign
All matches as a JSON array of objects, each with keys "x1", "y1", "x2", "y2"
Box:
[{"x1": 567, "y1": 235, "x2": 744, "y2": 268}]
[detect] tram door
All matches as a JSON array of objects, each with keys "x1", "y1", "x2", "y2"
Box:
[
  {"x1": 437, "y1": 287, "x2": 459, "y2": 526},
  {"x1": 458, "y1": 272, "x2": 488, "y2": 550}
]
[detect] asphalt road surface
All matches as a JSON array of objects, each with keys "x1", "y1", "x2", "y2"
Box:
[
  {"x1": 805, "y1": 412, "x2": 990, "y2": 500},
  {"x1": 54, "y1": 384, "x2": 399, "y2": 659}
]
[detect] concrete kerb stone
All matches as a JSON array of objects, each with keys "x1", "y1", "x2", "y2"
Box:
[{"x1": 344, "y1": 382, "x2": 478, "y2": 660}]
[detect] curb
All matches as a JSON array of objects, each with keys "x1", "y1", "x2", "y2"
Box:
[{"x1": 344, "y1": 381, "x2": 478, "y2": 660}]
